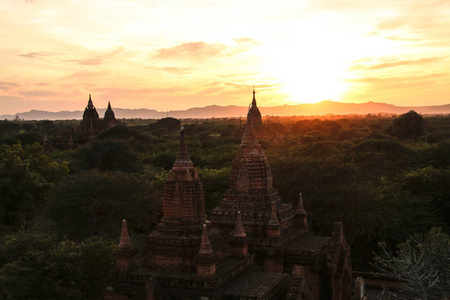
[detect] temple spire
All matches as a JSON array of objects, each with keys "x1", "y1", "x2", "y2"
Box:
[
  {"x1": 268, "y1": 201, "x2": 279, "y2": 225},
  {"x1": 107, "y1": 101, "x2": 111, "y2": 110},
  {"x1": 112, "y1": 219, "x2": 137, "y2": 271},
  {"x1": 252, "y1": 86, "x2": 256, "y2": 106},
  {"x1": 199, "y1": 224, "x2": 213, "y2": 255},
  {"x1": 242, "y1": 115, "x2": 258, "y2": 147},
  {"x1": 173, "y1": 127, "x2": 193, "y2": 167},
  {"x1": 233, "y1": 211, "x2": 246, "y2": 238},
  {"x1": 296, "y1": 192, "x2": 306, "y2": 214},
  {"x1": 88, "y1": 94, "x2": 93, "y2": 108},
  {"x1": 118, "y1": 219, "x2": 133, "y2": 249},
  {"x1": 295, "y1": 192, "x2": 309, "y2": 230}
]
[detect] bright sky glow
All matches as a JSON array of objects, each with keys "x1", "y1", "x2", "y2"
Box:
[{"x1": 1, "y1": 0, "x2": 450, "y2": 114}]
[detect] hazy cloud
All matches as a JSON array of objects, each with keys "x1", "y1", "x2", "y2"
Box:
[
  {"x1": 60, "y1": 71, "x2": 101, "y2": 81},
  {"x1": 234, "y1": 37, "x2": 260, "y2": 46},
  {"x1": 19, "y1": 51, "x2": 59, "y2": 59},
  {"x1": 347, "y1": 73, "x2": 446, "y2": 89},
  {"x1": 66, "y1": 47, "x2": 124, "y2": 66},
  {"x1": 20, "y1": 90, "x2": 58, "y2": 97},
  {"x1": 386, "y1": 35, "x2": 420, "y2": 42},
  {"x1": 151, "y1": 67, "x2": 193, "y2": 74},
  {"x1": 95, "y1": 86, "x2": 188, "y2": 95},
  {"x1": 350, "y1": 57, "x2": 445, "y2": 71},
  {"x1": 154, "y1": 42, "x2": 227, "y2": 61},
  {"x1": 377, "y1": 18, "x2": 407, "y2": 31},
  {"x1": 0, "y1": 81, "x2": 19, "y2": 91},
  {"x1": 197, "y1": 87, "x2": 224, "y2": 96}
]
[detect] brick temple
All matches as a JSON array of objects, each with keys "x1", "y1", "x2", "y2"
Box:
[{"x1": 104, "y1": 92, "x2": 352, "y2": 300}]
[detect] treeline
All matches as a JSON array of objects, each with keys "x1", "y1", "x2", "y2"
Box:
[{"x1": 0, "y1": 112, "x2": 449, "y2": 299}]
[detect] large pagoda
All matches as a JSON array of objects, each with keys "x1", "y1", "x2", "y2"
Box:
[{"x1": 210, "y1": 100, "x2": 352, "y2": 299}]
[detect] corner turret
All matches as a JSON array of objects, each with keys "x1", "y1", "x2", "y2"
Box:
[
  {"x1": 229, "y1": 211, "x2": 250, "y2": 258},
  {"x1": 113, "y1": 219, "x2": 137, "y2": 271}
]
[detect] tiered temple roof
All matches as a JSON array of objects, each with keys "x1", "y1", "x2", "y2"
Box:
[
  {"x1": 144, "y1": 127, "x2": 224, "y2": 273},
  {"x1": 210, "y1": 113, "x2": 299, "y2": 242}
]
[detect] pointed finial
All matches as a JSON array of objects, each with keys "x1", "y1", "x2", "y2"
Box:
[
  {"x1": 296, "y1": 192, "x2": 306, "y2": 214},
  {"x1": 118, "y1": 219, "x2": 133, "y2": 249},
  {"x1": 269, "y1": 201, "x2": 279, "y2": 225},
  {"x1": 108, "y1": 101, "x2": 111, "y2": 110},
  {"x1": 252, "y1": 86, "x2": 256, "y2": 106},
  {"x1": 88, "y1": 94, "x2": 93, "y2": 108},
  {"x1": 233, "y1": 211, "x2": 246, "y2": 237},
  {"x1": 174, "y1": 127, "x2": 193, "y2": 167},
  {"x1": 199, "y1": 224, "x2": 213, "y2": 255}
]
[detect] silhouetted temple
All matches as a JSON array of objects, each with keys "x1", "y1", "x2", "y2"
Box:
[
  {"x1": 104, "y1": 101, "x2": 119, "y2": 128},
  {"x1": 104, "y1": 93, "x2": 352, "y2": 300},
  {"x1": 80, "y1": 94, "x2": 101, "y2": 134},
  {"x1": 52, "y1": 95, "x2": 119, "y2": 149},
  {"x1": 80, "y1": 95, "x2": 118, "y2": 135}
]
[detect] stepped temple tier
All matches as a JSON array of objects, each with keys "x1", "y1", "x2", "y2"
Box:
[{"x1": 104, "y1": 91, "x2": 352, "y2": 300}]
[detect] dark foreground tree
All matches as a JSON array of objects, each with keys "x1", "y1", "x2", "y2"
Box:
[
  {"x1": 0, "y1": 142, "x2": 68, "y2": 231},
  {"x1": 46, "y1": 170, "x2": 162, "y2": 240},
  {"x1": 0, "y1": 230, "x2": 115, "y2": 300},
  {"x1": 389, "y1": 110, "x2": 425, "y2": 140},
  {"x1": 75, "y1": 138, "x2": 140, "y2": 172},
  {"x1": 373, "y1": 228, "x2": 450, "y2": 300},
  {"x1": 152, "y1": 117, "x2": 181, "y2": 132}
]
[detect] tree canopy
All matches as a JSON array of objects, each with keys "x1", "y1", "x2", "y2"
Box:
[{"x1": 0, "y1": 142, "x2": 68, "y2": 231}]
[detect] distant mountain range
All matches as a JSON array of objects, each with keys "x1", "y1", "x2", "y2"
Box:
[{"x1": 2, "y1": 101, "x2": 450, "y2": 120}]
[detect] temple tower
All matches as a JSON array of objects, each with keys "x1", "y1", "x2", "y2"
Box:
[
  {"x1": 210, "y1": 112, "x2": 298, "y2": 239},
  {"x1": 80, "y1": 94, "x2": 100, "y2": 134},
  {"x1": 247, "y1": 88, "x2": 263, "y2": 135},
  {"x1": 103, "y1": 101, "x2": 118, "y2": 128},
  {"x1": 145, "y1": 128, "x2": 224, "y2": 273}
]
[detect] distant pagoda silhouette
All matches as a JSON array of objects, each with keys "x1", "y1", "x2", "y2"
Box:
[{"x1": 51, "y1": 94, "x2": 120, "y2": 149}]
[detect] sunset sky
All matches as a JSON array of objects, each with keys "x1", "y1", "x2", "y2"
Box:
[{"x1": 1, "y1": 0, "x2": 450, "y2": 115}]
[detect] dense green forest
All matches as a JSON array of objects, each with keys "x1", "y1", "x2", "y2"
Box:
[{"x1": 1, "y1": 111, "x2": 449, "y2": 299}]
